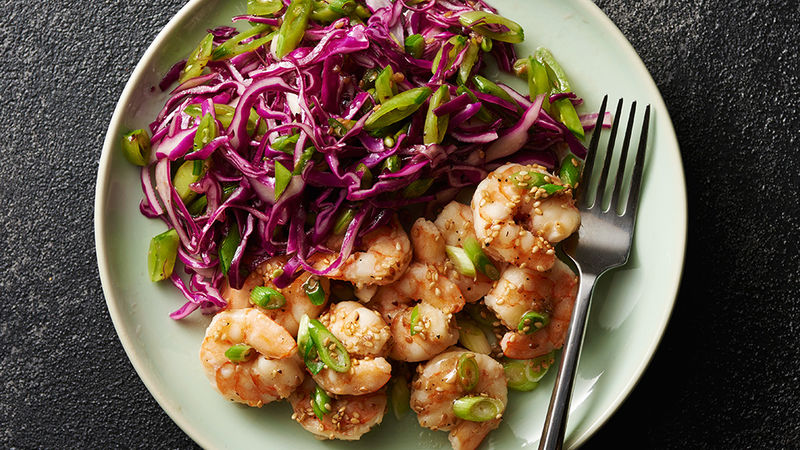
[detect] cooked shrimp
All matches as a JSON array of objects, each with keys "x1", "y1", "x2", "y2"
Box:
[
  {"x1": 433, "y1": 203, "x2": 495, "y2": 303},
  {"x1": 388, "y1": 302, "x2": 460, "y2": 362},
  {"x1": 483, "y1": 264, "x2": 553, "y2": 330},
  {"x1": 472, "y1": 163, "x2": 580, "y2": 271},
  {"x1": 324, "y1": 219, "x2": 412, "y2": 288},
  {"x1": 199, "y1": 308, "x2": 303, "y2": 407},
  {"x1": 223, "y1": 256, "x2": 329, "y2": 336},
  {"x1": 500, "y1": 259, "x2": 578, "y2": 359},
  {"x1": 289, "y1": 378, "x2": 386, "y2": 440},
  {"x1": 312, "y1": 301, "x2": 392, "y2": 395},
  {"x1": 411, "y1": 348, "x2": 508, "y2": 450}
]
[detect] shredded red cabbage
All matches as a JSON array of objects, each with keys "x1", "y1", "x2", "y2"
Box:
[{"x1": 140, "y1": 0, "x2": 601, "y2": 318}]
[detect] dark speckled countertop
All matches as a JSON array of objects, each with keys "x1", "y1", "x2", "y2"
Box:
[{"x1": 1, "y1": 0, "x2": 798, "y2": 447}]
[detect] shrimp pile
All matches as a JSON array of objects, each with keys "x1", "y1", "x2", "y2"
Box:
[{"x1": 197, "y1": 163, "x2": 580, "y2": 449}]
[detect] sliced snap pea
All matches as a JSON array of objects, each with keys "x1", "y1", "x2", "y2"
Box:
[
  {"x1": 517, "y1": 310, "x2": 550, "y2": 334},
  {"x1": 225, "y1": 344, "x2": 254, "y2": 363},
  {"x1": 458, "y1": 11, "x2": 524, "y2": 43},
  {"x1": 455, "y1": 85, "x2": 494, "y2": 122},
  {"x1": 327, "y1": 0, "x2": 355, "y2": 15},
  {"x1": 383, "y1": 154, "x2": 401, "y2": 173},
  {"x1": 292, "y1": 146, "x2": 315, "y2": 175},
  {"x1": 480, "y1": 36, "x2": 493, "y2": 52},
  {"x1": 452, "y1": 396, "x2": 505, "y2": 422},
  {"x1": 457, "y1": 38, "x2": 479, "y2": 85},
  {"x1": 464, "y1": 303, "x2": 497, "y2": 328},
  {"x1": 248, "y1": 0, "x2": 283, "y2": 15},
  {"x1": 472, "y1": 75, "x2": 518, "y2": 107},
  {"x1": 402, "y1": 177, "x2": 434, "y2": 199},
  {"x1": 219, "y1": 225, "x2": 241, "y2": 276},
  {"x1": 355, "y1": 163, "x2": 373, "y2": 189},
  {"x1": 431, "y1": 35, "x2": 467, "y2": 75},
  {"x1": 310, "y1": 1, "x2": 342, "y2": 23},
  {"x1": 271, "y1": 133, "x2": 300, "y2": 154},
  {"x1": 328, "y1": 117, "x2": 355, "y2": 137},
  {"x1": 179, "y1": 33, "x2": 214, "y2": 83},
  {"x1": 121, "y1": 129, "x2": 151, "y2": 166},
  {"x1": 185, "y1": 103, "x2": 260, "y2": 135},
  {"x1": 540, "y1": 184, "x2": 565, "y2": 195},
  {"x1": 173, "y1": 159, "x2": 208, "y2": 203},
  {"x1": 332, "y1": 208, "x2": 356, "y2": 234},
  {"x1": 375, "y1": 65, "x2": 397, "y2": 104},
  {"x1": 147, "y1": 229, "x2": 179, "y2": 282},
  {"x1": 533, "y1": 48, "x2": 584, "y2": 139},
  {"x1": 193, "y1": 112, "x2": 218, "y2": 152},
  {"x1": 503, "y1": 352, "x2": 555, "y2": 391},
  {"x1": 462, "y1": 236, "x2": 500, "y2": 280},
  {"x1": 527, "y1": 57, "x2": 552, "y2": 112},
  {"x1": 510, "y1": 170, "x2": 548, "y2": 190},
  {"x1": 404, "y1": 34, "x2": 425, "y2": 59},
  {"x1": 212, "y1": 24, "x2": 274, "y2": 60},
  {"x1": 424, "y1": 85, "x2": 450, "y2": 145},
  {"x1": 274, "y1": 161, "x2": 292, "y2": 200},
  {"x1": 274, "y1": 0, "x2": 313, "y2": 59},
  {"x1": 250, "y1": 286, "x2": 287, "y2": 309},
  {"x1": 364, "y1": 87, "x2": 432, "y2": 131}
]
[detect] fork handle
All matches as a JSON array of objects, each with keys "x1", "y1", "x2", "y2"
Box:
[{"x1": 538, "y1": 272, "x2": 598, "y2": 450}]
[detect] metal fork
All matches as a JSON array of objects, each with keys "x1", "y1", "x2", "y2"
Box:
[{"x1": 538, "y1": 96, "x2": 651, "y2": 450}]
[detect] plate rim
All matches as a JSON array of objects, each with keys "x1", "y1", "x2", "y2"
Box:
[{"x1": 94, "y1": 0, "x2": 687, "y2": 448}]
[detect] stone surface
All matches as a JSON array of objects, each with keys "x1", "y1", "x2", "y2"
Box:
[{"x1": 0, "y1": 0, "x2": 797, "y2": 448}]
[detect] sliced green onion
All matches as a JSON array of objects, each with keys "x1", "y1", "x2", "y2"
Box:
[
  {"x1": 503, "y1": 352, "x2": 555, "y2": 391},
  {"x1": 225, "y1": 344, "x2": 255, "y2": 363},
  {"x1": 333, "y1": 208, "x2": 356, "y2": 234},
  {"x1": 383, "y1": 135, "x2": 396, "y2": 148},
  {"x1": 364, "y1": 87, "x2": 432, "y2": 130},
  {"x1": 353, "y1": 4, "x2": 371, "y2": 19},
  {"x1": 274, "y1": 161, "x2": 292, "y2": 200},
  {"x1": 452, "y1": 396, "x2": 505, "y2": 422},
  {"x1": 431, "y1": 35, "x2": 467, "y2": 75},
  {"x1": 389, "y1": 377, "x2": 411, "y2": 420},
  {"x1": 404, "y1": 34, "x2": 425, "y2": 59},
  {"x1": 307, "y1": 319, "x2": 350, "y2": 373},
  {"x1": 327, "y1": 0, "x2": 355, "y2": 14},
  {"x1": 303, "y1": 277, "x2": 326, "y2": 306},
  {"x1": 457, "y1": 353, "x2": 479, "y2": 391},
  {"x1": 312, "y1": 385, "x2": 332, "y2": 420},
  {"x1": 250, "y1": 286, "x2": 287, "y2": 309},
  {"x1": 424, "y1": 85, "x2": 450, "y2": 145},
  {"x1": 173, "y1": 160, "x2": 207, "y2": 203},
  {"x1": 458, "y1": 319, "x2": 491, "y2": 355},
  {"x1": 510, "y1": 170, "x2": 548, "y2": 190},
  {"x1": 527, "y1": 57, "x2": 552, "y2": 113},
  {"x1": 458, "y1": 11, "x2": 524, "y2": 43},
  {"x1": 375, "y1": 65, "x2": 397, "y2": 104},
  {"x1": 540, "y1": 184, "x2": 565, "y2": 195},
  {"x1": 310, "y1": 1, "x2": 342, "y2": 23},
  {"x1": 445, "y1": 246, "x2": 476, "y2": 277},
  {"x1": 298, "y1": 314, "x2": 325, "y2": 374},
  {"x1": 147, "y1": 229, "x2": 179, "y2": 282},
  {"x1": 273, "y1": 0, "x2": 312, "y2": 59},
  {"x1": 457, "y1": 38, "x2": 480, "y2": 85},
  {"x1": 464, "y1": 304, "x2": 497, "y2": 327},
  {"x1": 462, "y1": 236, "x2": 500, "y2": 280},
  {"x1": 297, "y1": 314, "x2": 311, "y2": 352},
  {"x1": 219, "y1": 225, "x2": 241, "y2": 276},
  {"x1": 559, "y1": 154, "x2": 582, "y2": 188},
  {"x1": 193, "y1": 112, "x2": 218, "y2": 152},
  {"x1": 187, "y1": 183, "x2": 237, "y2": 216},
  {"x1": 402, "y1": 177, "x2": 434, "y2": 199},
  {"x1": 517, "y1": 310, "x2": 550, "y2": 334},
  {"x1": 409, "y1": 305, "x2": 420, "y2": 336},
  {"x1": 179, "y1": 33, "x2": 214, "y2": 83},
  {"x1": 121, "y1": 129, "x2": 151, "y2": 166},
  {"x1": 212, "y1": 24, "x2": 275, "y2": 61}
]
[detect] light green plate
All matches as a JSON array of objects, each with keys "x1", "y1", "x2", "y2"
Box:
[{"x1": 95, "y1": 0, "x2": 686, "y2": 448}]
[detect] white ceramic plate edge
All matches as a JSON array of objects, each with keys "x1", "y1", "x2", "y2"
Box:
[{"x1": 94, "y1": 1, "x2": 688, "y2": 448}]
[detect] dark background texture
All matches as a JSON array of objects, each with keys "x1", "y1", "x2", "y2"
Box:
[{"x1": 1, "y1": 0, "x2": 798, "y2": 448}]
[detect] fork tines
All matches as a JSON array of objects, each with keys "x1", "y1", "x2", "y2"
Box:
[{"x1": 580, "y1": 96, "x2": 651, "y2": 217}]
